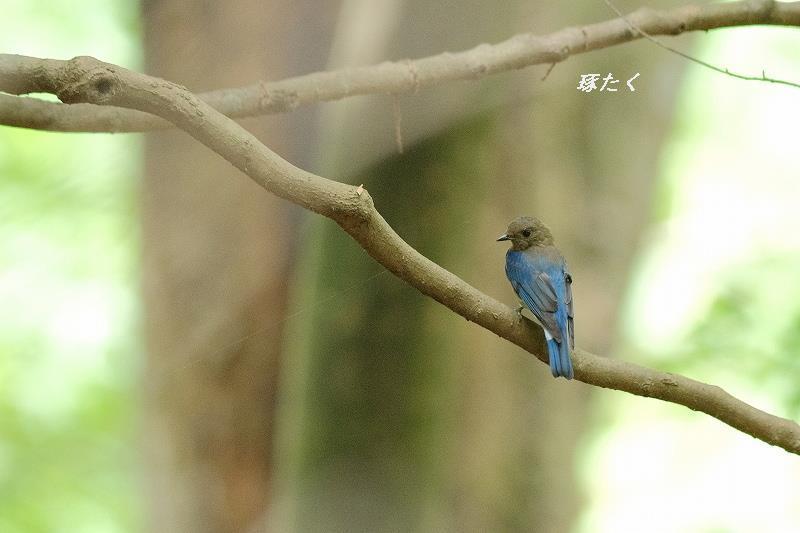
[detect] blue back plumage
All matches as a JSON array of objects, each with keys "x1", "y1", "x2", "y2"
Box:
[{"x1": 505, "y1": 247, "x2": 574, "y2": 379}]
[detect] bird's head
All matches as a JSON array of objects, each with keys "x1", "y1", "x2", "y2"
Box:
[{"x1": 496, "y1": 216, "x2": 554, "y2": 251}]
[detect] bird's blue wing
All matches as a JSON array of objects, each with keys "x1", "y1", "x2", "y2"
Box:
[
  {"x1": 565, "y1": 270, "x2": 574, "y2": 349},
  {"x1": 505, "y1": 251, "x2": 562, "y2": 342}
]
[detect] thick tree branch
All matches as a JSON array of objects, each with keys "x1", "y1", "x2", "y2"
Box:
[
  {"x1": 1, "y1": 0, "x2": 798, "y2": 132},
  {"x1": 8, "y1": 54, "x2": 799, "y2": 455}
]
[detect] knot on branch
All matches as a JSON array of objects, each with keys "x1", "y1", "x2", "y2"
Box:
[
  {"x1": 57, "y1": 56, "x2": 119, "y2": 105},
  {"x1": 258, "y1": 83, "x2": 300, "y2": 113},
  {"x1": 467, "y1": 44, "x2": 492, "y2": 78},
  {"x1": 330, "y1": 185, "x2": 375, "y2": 232}
]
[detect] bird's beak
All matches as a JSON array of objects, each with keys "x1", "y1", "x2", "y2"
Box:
[{"x1": 496, "y1": 233, "x2": 510, "y2": 242}]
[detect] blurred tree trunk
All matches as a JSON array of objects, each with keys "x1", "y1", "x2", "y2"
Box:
[
  {"x1": 139, "y1": 1, "x2": 337, "y2": 531},
  {"x1": 272, "y1": 1, "x2": 690, "y2": 532}
]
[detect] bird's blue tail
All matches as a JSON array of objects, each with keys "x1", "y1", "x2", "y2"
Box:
[{"x1": 546, "y1": 336, "x2": 573, "y2": 380}]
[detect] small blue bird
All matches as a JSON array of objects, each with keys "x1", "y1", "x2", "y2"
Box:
[{"x1": 498, "y1": 216, "x2": 574, "y2": 379}]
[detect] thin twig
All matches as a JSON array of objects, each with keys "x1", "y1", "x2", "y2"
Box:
[
  {"x1": 602, "y1": 0, "x2": 800, "y2": 89},
  {"x1": 541, "y1": 62, "x2": 558, "y2": 81},
  {"x1": 392, "y1": 95, "x2": 404, "y2": 154}
]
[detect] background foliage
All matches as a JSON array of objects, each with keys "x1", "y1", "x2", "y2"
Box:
[{"x1": 0, "y1": 1, "x2": 142, "y2": 531}]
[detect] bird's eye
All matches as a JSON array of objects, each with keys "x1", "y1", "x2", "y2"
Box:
[{"x1": 521, "y1": 228, "x2": 532, "y2": 238}]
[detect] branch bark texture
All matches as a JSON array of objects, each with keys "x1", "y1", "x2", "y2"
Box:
[
  {"x1": 1, "y1": 0, "x2": 798, "y2": 132},
  {"x1": 5, "y1": 53, "x2": 798, "y2": 455}
]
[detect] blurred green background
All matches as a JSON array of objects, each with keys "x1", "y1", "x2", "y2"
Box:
[
  {"x1": 579, "y1": 25, "x2": 800, "y2": 533},
  {"x1": 0, "y1": 1, "x2": 142, "y2": 532},
  {"x1": 1, "y1": 1, "x2": 799, "y2": 532}
]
